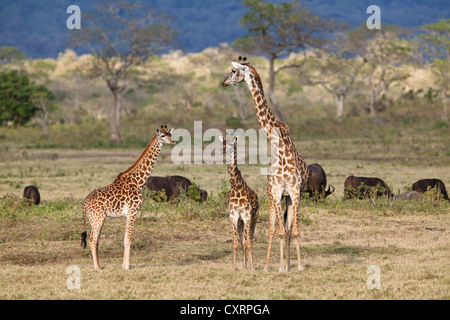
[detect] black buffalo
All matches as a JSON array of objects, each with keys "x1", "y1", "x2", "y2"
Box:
[
  {"x1": 344, "y1": 175, "x2": 396, "y2": 200},
  {"x1": 143, "y1": 175, "x2": 208, "y2": 202},
  {"x1": 412, "y1": 179, "x2": 449, "y2": 201},
  {"x1": 23, "y1": 185, "x2": 40, "y2": 205},
  {"x1": 304, "y1": 163, "x2": 335, "y2": 200}
]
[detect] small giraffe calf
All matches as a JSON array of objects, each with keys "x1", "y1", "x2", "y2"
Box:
[
  {"x1": 220, "y1": 135, "x2": 259, "y2": 271},
  {"x1": 81, "y1": 125, "x2": 175, "y2": 270}
]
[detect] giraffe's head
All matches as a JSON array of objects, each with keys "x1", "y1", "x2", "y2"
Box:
[
  {"x1": 156, "y1": 125, "x2": 176, "y2": 145},
  {"x1": 221, "y1": 56, "x2": 250, "y2": 87},
  {"x1": 218, "y1": 135, "x2": 238, "y2": 154}
]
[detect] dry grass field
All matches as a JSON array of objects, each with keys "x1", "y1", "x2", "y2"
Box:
[{"x1": 0, "y1": 144, "x2": 448, "y2": 300}]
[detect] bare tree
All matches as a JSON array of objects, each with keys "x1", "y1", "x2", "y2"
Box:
[
  {"x1": 31, "y1": 89, "x2": 57, "y2": 135},
  {"x1": 71, "y1": 0, "x2": 176, "y2": 143},
  {"x1": 418, "y1": 19, "x2": 449, "y2": 122},
  {"x1": 348, "y1": 25, "x2": 411, "y2": 119},
  {"x1": 306, "y1": 32, "x2": 366, "y2": 121}
]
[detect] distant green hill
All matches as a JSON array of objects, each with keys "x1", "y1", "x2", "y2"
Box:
[{"x1": 0, "y1": 0, "x2": 448, "y2": 58}]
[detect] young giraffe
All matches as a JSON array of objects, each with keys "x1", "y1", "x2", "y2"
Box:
[
  {"x1": 219, "y1": 135, "x2": 259, "y2": 271},
  {"x1": 81, "y1": 125, "x2": 175, "y2": 270},
  {"x1": 222, "y1": 57, "x2": 309, "y2": 272}
]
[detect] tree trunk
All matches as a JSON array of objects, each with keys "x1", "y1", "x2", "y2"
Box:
[
  {"x1": 442, "y1": 90, "x2": 448, "y2": 122},
  {"x1": 110, "y1": 89, "x2": 122, "y2": 143},
  {"x1": 268, "y1": 56, "x2": 284, "y2": 122},
  {"x1": 369, "y1": 90, "x2": 377, "y2": 119},
  {"x1": 42, "y1": 110, "x2": 49, "y2": 135},
  {"x1": 335, "y1": 93, "x2": 345, "y2": 121}
]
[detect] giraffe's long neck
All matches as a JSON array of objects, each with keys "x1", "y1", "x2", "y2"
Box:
[
  {"x1": 116, "y1": 135, "x2": 162, "y2": 190},
  {"x1": 244, "y1": 66, "x2": 282, "y2": 145},
  {"x1": 228, "y1": 142, "x2": 244, "y2": 189}
]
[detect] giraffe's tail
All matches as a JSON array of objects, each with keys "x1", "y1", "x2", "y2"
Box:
[
  {"x1": 81, "y1": 232, "x2": 87, "y2": 249},
  {"x1": 283, "y1": 195, "x2": 291, "y2": 224},
  {"x1": 81, "y1": 202, "x2": 87, "y2": 249}
]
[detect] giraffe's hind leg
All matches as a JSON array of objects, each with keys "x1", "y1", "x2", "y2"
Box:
[
  {"x1": 230, "y1": 219, "x2": 240, "y2": 271},
  {"x1": 237, "y1": 219, "x2": 246, "y2": 269},
  {"x1": 88, "y1": 212, "x2": 106, "y2": 270},
  {"x1": 264, "y1": 196, "x2": 274, "y2": 272},
  {"x1": 286, "y1": 194, "x2": 303, "y2": 271},
  {"x1": 243, "y1": 217, "x2": 254, "y2": 271}
]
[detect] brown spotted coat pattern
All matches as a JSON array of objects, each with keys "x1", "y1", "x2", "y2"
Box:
[
  {"x1": 222, "y1": 58, "x2": 308, "y2": 272},
  {"x1": 221, "y1": 135, "x2": 259, "y2": 271},
  {"x1": 81, "y1": 125, "x2": 175, "y2": 270}
]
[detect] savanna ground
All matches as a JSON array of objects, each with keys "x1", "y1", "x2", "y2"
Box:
[{"x1": 0, "y1": 124, "x2": 449, "y2": 300}]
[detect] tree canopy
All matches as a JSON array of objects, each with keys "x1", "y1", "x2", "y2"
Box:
[
  {"x1": 0, "y1": 70, "x2": 53, "y2": 126},
  {"x1": 234, "y1": 0, "x2": 336, "y2": 121},
  {"x1": 70, "y1": 0, "x2": 176, "y2": 143}
]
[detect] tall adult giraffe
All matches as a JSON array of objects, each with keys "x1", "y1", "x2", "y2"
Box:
[
  {"x1": 222, "y1": 57, "x2": 308, "y2": 272},
  {"x1": 81, "y1": 125, "x2": 175, "y2": 270}
]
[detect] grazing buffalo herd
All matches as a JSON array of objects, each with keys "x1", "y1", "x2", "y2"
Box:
[
  {"x1": 21, "y1": 167, "x2": 449, "y2": 206},
  {"x1": 302, "y1": 163, "x2": 449, "y2": 203},
  {"x1": 343, "y1": 176, "x2": 449, "y2": 202}
]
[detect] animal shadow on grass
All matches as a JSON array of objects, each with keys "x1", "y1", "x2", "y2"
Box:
[
  {"x1": 175, "y1": 248, "x2": 232, "y2": 267},
  {"x1": 128, "y1": 248, "x2": 232, "y2": 269}
]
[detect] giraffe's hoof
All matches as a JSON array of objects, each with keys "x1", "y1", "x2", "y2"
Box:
[
  {"x1": 298, "y1": 264, "x2": 304, "y2": 271},
  {"x1": 278, "y1": 267, "x2": 287, "y2": 273}
]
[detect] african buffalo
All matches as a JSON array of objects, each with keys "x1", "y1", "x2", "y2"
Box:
[
  {"x1": 143, "y1": 175, "x2": 208, "y2": 202},
  {"x1": 412, "y1": 179, "x2": 449, "y2": 201},
  {"x1": 304, "y1": 163, "x2": 335, "y2": 200},
  {"x1": 344, "y1": 175, "x2": 397, "y2": 200},
  {"x1": 23, "y1": 185, "x2": 40, "y2": 205}
]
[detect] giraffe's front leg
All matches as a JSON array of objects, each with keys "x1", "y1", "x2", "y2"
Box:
[
  {"x1": 123, "y1": 212, "x2": 137, "y2": 270},
  {"x1": 264, "y1": 192, "x2": 276, "y2": 272}
]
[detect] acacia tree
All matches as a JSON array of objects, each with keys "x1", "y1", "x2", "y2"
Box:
[
  {"x1": 306, "y1": 31, "x2": 366, "y2": 121},
  {"x1": 234, "y1": 0, "x2": 335, "y2": 121},
  {"x1": 348, "y1": 25, "x2": 411, "y2": 119},
  {"x1": 0, "y1": 46, "x2": 26, "y2": 68},
  {"x1": 71, "y1": 0, "x2": 176, "y2": 143},
  {"x1": 30, "y1": 87, "x2": 57, "y2": 135}
]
